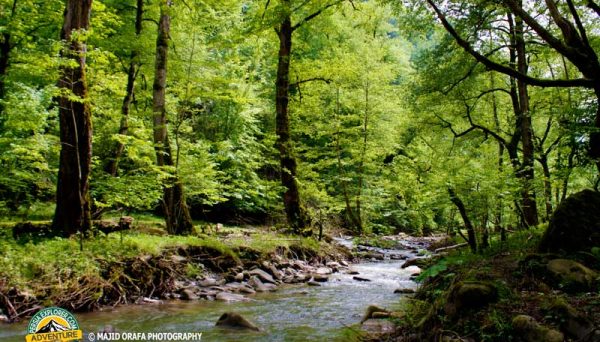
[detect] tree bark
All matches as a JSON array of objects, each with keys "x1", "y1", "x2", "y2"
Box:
[
  {"x1": 275, "y1": 3, "x2": 307, "y2": 234},
  {"x1": 514, "y1": 7, "x2": 539, "y2": 227},
  {"x1": 152, "y1": 0, "x2": 193, "y2": 235},
  {"x1": 52, "y1": 0, "x2": 93, "y2": 236},
  {"x1": 448, "y1": 188, "x2": 477, "y2": 253},
  {"x1": 105, "y1": 0, "x2": 143, "y2": 176},
  {"x1": 0, "y1": 0, "x2": 18, "y2": 114}
]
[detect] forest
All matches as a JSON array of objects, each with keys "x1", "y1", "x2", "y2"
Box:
[{"x1": 0, "y1": 0, "x2": 599, "y2": 341}]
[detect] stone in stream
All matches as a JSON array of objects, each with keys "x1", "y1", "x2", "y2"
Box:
[
  {"x1": 234, "y1": 272, "x2": 244, "y2": 281},
  {"x1": 239, "y1": 285, "x2": 256, "y2": 295},
  {"x1": 307, "y1": 281, "x2": 321, "y2": 286},
  {"x1": 315, "y1": 267, "x2": 333, "y2": 275},
  {"x1": 312, "y1": 274, "x2": 329, "y2": 282},
  {"x1": 215, "y1": 312, "x2": 260, "y2": 331},
  {"x1": 353, "y1": 276, "x2": 371, "y2": 282},
  {"x1": 346, "y1": 269, "x2": 360, "y2": 275},
  {"x1": 249, "y1": 268, "x2": 275, "y2": 284},
  {"x1": 0, "y1": 314, "x2": 8, "y2": 323},
  {"x1": 141, "y1": 297, "x2": 163, "y2": 304},
  {"x1": 199, "y1": 278, "x2": 218, "y2": 287},
  {"x1": 215, "y1": 292, "x2": 249, "y2": 302},
  {"x1": 179, "y1": 288, "x2": 199, "y2": 300},
  {"x1": 394, "y1": 288, "x2": 415, "y2": 294},
  {"x1": 361, "y1": 305, "x2": 390, "y2": 323}
]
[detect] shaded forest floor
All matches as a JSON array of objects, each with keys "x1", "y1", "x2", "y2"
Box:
[{"x1": 383, "y1": 228, "x2": 600, "y2": 342}]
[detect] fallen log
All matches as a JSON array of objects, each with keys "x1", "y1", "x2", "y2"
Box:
[{"x1": 434, "y1": 242, "x2": 468, "y2": 253}]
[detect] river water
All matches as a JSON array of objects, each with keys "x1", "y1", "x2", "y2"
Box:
[{"x1": 0, "y1": 247, "x2": 419, "y2": 341}]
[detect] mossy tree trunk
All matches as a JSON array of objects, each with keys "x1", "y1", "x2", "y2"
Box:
[
  {"x1": 152, "y1": 0, "x2": 193, "y2": 235},
  {"x1": 52, "y1": 0, "x2": 93, "y2": 237}
]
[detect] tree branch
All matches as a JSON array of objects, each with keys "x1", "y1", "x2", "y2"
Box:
[
  {"x1": 588, "y1": 0, "x2": 600, "y2": 16},
  {"x1": 292, "y1": 0, "x2": 343, "y2": 31},
  {"x1": 289, "y1": 77, "x2": 332, "y2": 88},
  {"x1": 426, "y1": 0, "x2": 594, "y2": 88}
]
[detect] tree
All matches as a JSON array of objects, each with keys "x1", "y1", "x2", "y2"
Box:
[
  {"x1": 152, "y1": 0, "x2": 193, "y2": 235},
  {"x1": 271, "y1": 0, "x2": 343, "y2": 233},
  {"x1": 52, "y1": 0, "x2": 94, "y2": 236},
  {"x1": 104, "y1": 0, "x2": 143, "y2": 177},
  {"x1": 426, "y1": 0, "x2": 600, "y2": 175}
]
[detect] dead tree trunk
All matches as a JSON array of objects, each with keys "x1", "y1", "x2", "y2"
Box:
[
  {"x1": 152, "y1": 0, "x2": 193, "y2": 235},
  {"x1": 105, "y1": 0, "x2": 143, "y2": 176},
  {"x1": 52, "y1": 0, "x2": 93, "y2": 236}
]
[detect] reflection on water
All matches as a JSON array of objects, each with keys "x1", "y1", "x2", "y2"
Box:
[{"x1": 0, "y1": 261, "x2": 416, "y2": 341}]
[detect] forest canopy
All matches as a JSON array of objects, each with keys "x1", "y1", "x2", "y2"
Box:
[{"x1": 0, "y1": 0, "x2": 598, "y2": 241}]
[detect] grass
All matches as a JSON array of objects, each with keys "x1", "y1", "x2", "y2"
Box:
[{"x1": 0, "y1": 221, "x2": 326, "y2": 294}]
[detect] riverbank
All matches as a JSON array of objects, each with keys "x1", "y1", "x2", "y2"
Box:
[
  {"x1": 0, "y1": 223, "x2": 352, "y2": 323},
  {"x1": 376, "y1": 227, "x2": 600, "y2": 341}
]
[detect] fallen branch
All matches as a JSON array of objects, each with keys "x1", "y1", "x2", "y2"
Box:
[{"x1": 434, "y1": 243, "x2": 468, "y2": 253}]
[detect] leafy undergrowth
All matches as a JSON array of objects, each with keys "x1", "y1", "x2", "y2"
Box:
[
  {"x1": 0, "y1": 222, "x2": 339, "y2": 320},
  {"x1": 393, "y1": 226, "x2": 600, "y2": 341}
]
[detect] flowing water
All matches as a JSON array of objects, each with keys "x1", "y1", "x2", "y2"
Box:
[{"x1": 0, "y1": 243, "x2": 420, "y2": 341}]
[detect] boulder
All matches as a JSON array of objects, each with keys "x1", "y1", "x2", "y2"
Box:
[
  {"x1": 248, "y1": 276, "x2": 271, "y2": 292},
  {"x1": 215, "y1": 312, "x2": 260, "y2": 331},
  {"x1": 546, "y1": 259, "x2": 598, "y2": 292},
  {"x1": 512, "y1": 315, "x2": 563, "y2": 342},
  {"x1": 346, "y1": 269, "x2": 360, "y2": 275},
  {"x1": 199, "y1": 278, "x2": 218, "y2": 287},
  {"x1": 249, "y1": 268, "x2": 275, "y2": 284},
  {"x1": 312, "y1": 274, "x2": 329, "y2": 282},
  {"x1": 361, "y1": 305, "x2": 390, "y2": 323},
  {"x1": 307, "y1": 281, "x2": 321, "y2": 286},
  {"x1": 539, "y1": 189, "x2": 600, "y2": 253},
  {"x1": 215, "y1": 292, "x2": 248, "y2": 302},
  {"x1": 238, "y1": 285, "x2": 256, "y2": 295},
  {"x1": 444, "y1": 281, "x2": 498, "y2": 316},
  {"x1": 401, "y1": 257, "x2": 429, "y2": 269},
  {"x1": 315, "y1": 267, "x2": 333, "y2": 275},
  {"x1": 0, "y1": 314, "x2": 8, "y2": 323},
  {"x1": 234, "y1": 273, "x2": 244, "y2": 282},
  {"x1": 179, "y1": 288, "x2": 198, "y2": 300},
  {"x1": 549, "y1": 297, "x2": 599, "y2": 341}
]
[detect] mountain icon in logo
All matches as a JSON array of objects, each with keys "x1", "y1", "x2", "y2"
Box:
[{"x1": 35, "y1": 319, "x2": 69, "y2": 333}]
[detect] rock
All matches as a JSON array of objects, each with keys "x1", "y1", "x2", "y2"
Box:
[
  {"x1": 239, "y1": 285, "x2": 256, "y2": 295},
  {"x1": 361, "y1": 319, "x2": 396, "y2": 335},
  {"x1": 215, "y1": 292, "x2": 248, "y2": 302},
  {"x1": 346, "y1": 269, "x2": 360, "y2": 275},
  {"x1": 512, "y1": 315, "x2": 563, "y2": 342},
  {"x1": 371, "y1": 312, "x2": 391, "y2": 319},
  {"x1": 361, "y1": 305, "x2": 390, "y2": 323},
  {"x1": 315, "y1": 267, "x2": 333, "y2": 275},
  {"x1": 179, "y1": 288, "x2": 198, "y2": 300},
  {"x1": 312, "y1": 274, "x2": 329, "y2": 282},
  {"x1": 249, "y1": 268, "x2": 275, "y2": 284},
  {"x1": 268, "y1": 265, "x2": 283, "y2": 280},
  {"x1": 199, "y1": 278, "x2": 218, "y2": 287},
  {"x1": 215, "y1": 312, "x2": 260, "y2": 331},
  {"x1": 142, "y1": 297, "x2": 163, "y2": 304},
  {"x1": 340, "y1": 260, "x2": 349, "y2": 267},
  {"x1": 0, "y1": 314, "x2": 8, "y2": 323},
  {"x1": 248, "y1": 276, "x2": 271, "y2": 292},
  {"x1": 549, "y1": 297, "x2": 598, "y2": 341},
  {"x1": 234, "y1": 273, "x2": 244, "y2": 281},
  {"x1": 444, "y1": 281, "x2": 498, "y2": 316},
  {"x1": 353, "y1": 276, "x2": 371, "y2": 282},
  {"x1": 402, "y1": 258, "x2": 429, "y2": 269},
  {"x1": 546, "y1": 259, "x2": 598, "y2": 292},
  {"x1": 307, "y1": 281, "x2": 321, "y2": 286},
  {"x1": 394, "y1": 288, "x2": 415, "y2": 294},
  {"x1": 359, "y1": 252, "x2": 385, "y2": 260},
  {"x1": 539, "y1": 189, "x2": 600, "y2": 253}
]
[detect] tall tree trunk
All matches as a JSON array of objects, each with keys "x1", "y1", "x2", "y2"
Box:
[
  {"x1": 514, "y1": 8, "x2": 539, "y2": 227},
  {"x1": 105, "y1": 0, "x2": 143, "y2": 176},
  {"x1": 539, "y1": 156, "x2": 553, "y2": 220},
  {"x1": 275, "y1": 6, "x2": 307, "y2": 234},
  {"x1": 448, "y1": 188, "x2": 477, "y2": 253},
  {"x1": 52, "y1": 0, "x2": 93, "y2": 236},
  {"x1": 152, "y1": 0, "x2": 193, "y2": 235},
  {"x1": 354, "y1": 81, "x2": 371, "y2": 234},
  {"x1": 0, "y1": 0, "x2": 18, "y2": 115}
]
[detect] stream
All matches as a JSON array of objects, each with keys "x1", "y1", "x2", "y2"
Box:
[{"x1": 0, "y1": 239, "x2": 423, "y2": 341}]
